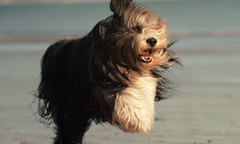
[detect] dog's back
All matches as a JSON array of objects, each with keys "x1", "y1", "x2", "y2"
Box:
[{"x1": 37, "y1": 37, "x2": 95, "y2": 143}]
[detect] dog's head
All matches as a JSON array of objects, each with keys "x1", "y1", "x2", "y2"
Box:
[
  {"x1": 90, "y1": 0, "x2": 179, "y2": 90},
  {"x1": 96, "y1": 0, "x2": 178, "y2": 72}
]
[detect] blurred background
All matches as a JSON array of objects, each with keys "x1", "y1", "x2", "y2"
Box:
[{"x1": 0, "y1": 0, "x2": 239, "y2": 144}]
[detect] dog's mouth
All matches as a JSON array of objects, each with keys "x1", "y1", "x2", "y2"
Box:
[
  {"x1": 139, "y1": 48, "x2": 166, "y2": 63},
  {"x1": 140, "y1": 55, "x2": 152, "y2": 63}
]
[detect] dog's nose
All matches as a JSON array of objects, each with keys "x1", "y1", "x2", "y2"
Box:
[{"x1": 146, "y1": 37, "x2": 157, "y2": 47}]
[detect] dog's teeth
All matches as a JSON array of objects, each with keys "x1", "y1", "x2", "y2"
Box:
[{"x1": 140, "y1": 56, "x2": 152, "y2": 63}]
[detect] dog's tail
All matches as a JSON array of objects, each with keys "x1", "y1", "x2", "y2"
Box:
[{"x1": 36, "y1": 39, "x2": 68, "y2": 124}]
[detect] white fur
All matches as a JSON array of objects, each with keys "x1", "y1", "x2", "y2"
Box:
[{"x1": 112, "y1": 72, "x2": 158, "y2": 133}]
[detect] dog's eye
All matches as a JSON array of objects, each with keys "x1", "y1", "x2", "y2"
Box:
[{"x1": 132, "y1": 26, "x2": 142, "y2": 33}]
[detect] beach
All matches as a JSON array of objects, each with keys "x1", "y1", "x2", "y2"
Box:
[
  {"x1": 0, "y1": 38, "x2": 240, "y2": 144},
  {"x1": 0, "y1": 0, "x2": 240, "y2": 144}
]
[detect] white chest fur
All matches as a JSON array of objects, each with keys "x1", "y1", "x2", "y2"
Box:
[{"x1": 112, "y1": 72, "x2": 158, "y2": 133}]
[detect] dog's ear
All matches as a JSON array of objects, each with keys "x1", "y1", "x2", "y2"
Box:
[{"x1": 110, "y1": 0, "x2": 133, "y2": 17}]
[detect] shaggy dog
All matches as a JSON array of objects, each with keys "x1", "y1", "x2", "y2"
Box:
[{"x1": 36, "y1": 0, "x2": 179, "y2": 143}]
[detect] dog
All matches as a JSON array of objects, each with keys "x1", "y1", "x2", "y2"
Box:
[{"x1": 36, "y1": 0, "x2": 179, "y2": 144}]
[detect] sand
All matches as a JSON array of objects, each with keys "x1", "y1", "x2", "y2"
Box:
[{"x1": 0, "y1": 37, "x2": 240, "y2": 144}]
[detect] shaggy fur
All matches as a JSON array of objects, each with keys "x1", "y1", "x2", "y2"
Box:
[{"x1": 36, "y1": 0, "x2": 179, "y2": 144}]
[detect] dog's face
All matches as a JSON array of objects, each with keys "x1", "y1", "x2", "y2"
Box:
[
  {"x1": 129, "y1": 11, "x2": 168, "y2": 70},
  {"x1": 98, "y1": 0, "x2": 175, "y2": 71}
]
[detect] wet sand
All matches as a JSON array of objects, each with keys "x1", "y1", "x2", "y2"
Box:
[{"x1": 0, "y1": 37, "x2": 240, "y2": 144}]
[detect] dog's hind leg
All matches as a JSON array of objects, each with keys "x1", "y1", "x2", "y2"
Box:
[{"x1": 53, "y1": 114, "x2": 91, "y2": 144}]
